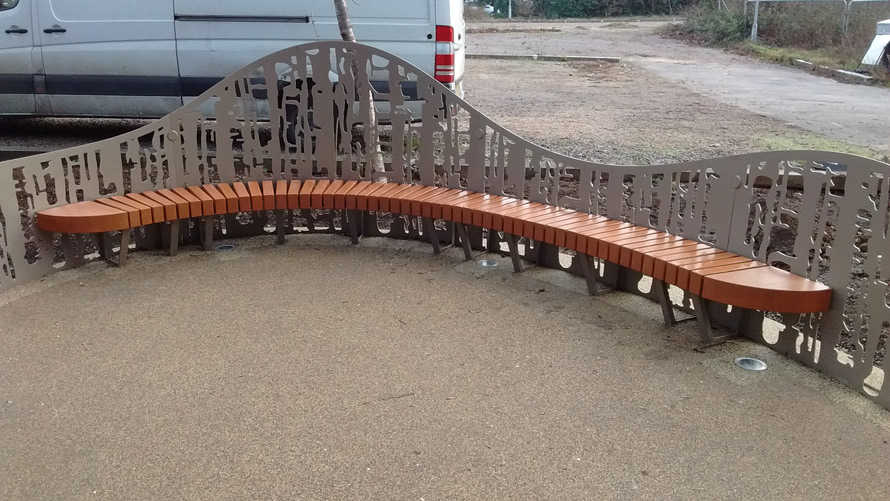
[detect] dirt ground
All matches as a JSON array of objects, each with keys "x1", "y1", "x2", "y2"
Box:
[{"x1": 464, "y1": 20, "x2": 890, "y2": 164}]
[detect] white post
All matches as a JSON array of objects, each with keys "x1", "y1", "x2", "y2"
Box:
[
  {"x1": 751, "y1": 0, "x2": 760, "y2": 42},
  {"x1": 508, "y1": 1, "x2": 512, "y2": 19}
]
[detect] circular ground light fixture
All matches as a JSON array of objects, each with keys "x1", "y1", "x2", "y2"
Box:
[
  {"x1": 734, "y1": 357, "x2": 767, "y2": 371},
  {"x1": 214, "y1": 243, "x2": 236, "y2": 252},
  {"x1": 477, "y1": 259, "x2": 499, "y2": 268}
]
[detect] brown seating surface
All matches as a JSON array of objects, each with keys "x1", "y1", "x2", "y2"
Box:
[{"x1": 36, "y1": 180, "x2": 831, "y2": 314}]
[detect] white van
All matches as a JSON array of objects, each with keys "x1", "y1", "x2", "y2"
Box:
[{"x1": 0, "y1": 0, "x2": 465, "y2": 118}]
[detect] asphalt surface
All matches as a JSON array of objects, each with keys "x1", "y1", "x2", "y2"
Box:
[
  {"x1": 468, "y1": 21, "x2": 890, "y2": 154},
  {"x1": 1, "y1": 235, "x2": 889, "y2": 499}
]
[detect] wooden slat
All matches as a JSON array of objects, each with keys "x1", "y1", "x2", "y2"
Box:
[
  {"x1": 286, "y1": 179, "x2": 302, "y2": 209},
  {"x1": 567, "y1": 221, "x2": 625, "y2": 254},
  {"x1": 275, "y1": 180, "x2": 289, "y2": 210},
  {"x1": 185, "y1": 186, "x2": 215, "y2": 216},
  {"x1": 423, "y1": 189, "x2": 470, "y2": 219},
  {"x1": 310, "y1": 179, "x2": 331, "y2": 208},
  {"x1": 409, "y1": 187, "x2": 452, "y2": 216},
  {"x1": 333, "y1": 180, "x2": 359, "y2": 209},
  {"x1": 598, "y1": 228, "x2": 661, "y2": 262},
  {"x1": 530, "y1": 211, "x2": 583, "y2": 243},
  {"x1": 232, "y1": 182, "x2": 252, "y2": 212},
  {"x1": 125, "y1": 193, "x2": 166, "y2": 222},
  {"x1": 626, "y1": 238, "x2": 693, "y2": 272},
  {"x1": 37, "y1": 201, "x2": 130, "y2": 234},
  {"x1": 445, "y1": 192, "x2": 489, "y2": 223},
  {"x1": 673, "y1": 255, "x2": 750, "y2": 290},
  {"x1": 261, "y1": 180, "x2": 276, "y2": 210},
  {"x1": 246, "y1": 181, "x2": 264, "y2": 211},
  {"x1": 460, "y1": 194, "x2": 511, "y2": 226},
  {"x1": 322, "y1": 180, "x2": 344, "y2": 209},
  {"x1": 109, "y1": 195, "x2": 153, "y2": 224},
  {"x1": 504, "y1": 204, "x2": 559, "y2": 237},
  {"x1": 553, "y1": 216, "x2": 611, "y2": 248},
  {"x1": 391, "y1": 185, "x2": 438, "y2": 215},
  {"x1": 141, "y1": 191, "x2": 179, "y2": 221},
  {"x1": 172, "y1": 187, "x2": 203, "y2": 217},
  {"x1": 343, "y1": 181, "x2": 374, "y2": 210},
  {"x1": 701, "y1": 266, "x2": 831, "y2": 313},
  {"x1": 299, "y1": 180, "x2": 316, "y2": 209},
  {"x1": 355, "y1": 182, "x2": 390, "y2": 211},
  {"x1": 687, "y1": 260, "x2": 766, "y2": 296},
  {"x1": 648, "y1": 245, "x2": 719, "y2": 279},
  {"x1": 95, "y1": 198, "x2": 141, "y2": 228},
  {"x1": 517, "y1": 207, "x2": 570, "y2": 240},
  {"x1": 214, "y1": 184, "x2": 240, "y2": 214},
  {"x1": 378, "y1": 184, "x2": 416, "y2": 213},
  {"x1": 156, "y1": 189, "x2": 191, "y2": 219}
]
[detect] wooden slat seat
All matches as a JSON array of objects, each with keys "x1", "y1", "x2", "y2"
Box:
[{"x1": 36, "y1": 180, "x2": 831, "y2": 330}]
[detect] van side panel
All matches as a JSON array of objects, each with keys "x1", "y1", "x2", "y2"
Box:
[
  {"x1": 36, "y1": 0, "x2": 180, "y2": 116},
  {"x1": 0, "y1": 0, "x2": 37, "y2": 113},
  {"x1": 174, "y1": 0, "x2": 317, "y2": 94},
  {"x1": 435, "y1": 0, "x2": 466, "y2": 91}
]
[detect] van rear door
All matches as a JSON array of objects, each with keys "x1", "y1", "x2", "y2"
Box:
[
  {"x1": 0, "y1": 0, "x2": 36, "y2": 114},
  {"x1": 174, "y1": 0, "x2": 317, "y2": 98},
  {"x1": 35, "y1": 0, "x2": 180, "y2": 117}
]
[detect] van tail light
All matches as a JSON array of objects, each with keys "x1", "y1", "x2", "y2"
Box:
[{"x1": 435, "y1": 25, "x2": 455, "y2": 84}]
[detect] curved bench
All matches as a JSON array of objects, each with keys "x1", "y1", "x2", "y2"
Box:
[{"x1": 37, "y1": 179, "x2": 831, "y2": 344}]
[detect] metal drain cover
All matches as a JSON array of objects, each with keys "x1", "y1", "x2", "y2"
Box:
[
  {"x1": 477, "y1": 259, "x2": 499, "y2": 268},
  {"x1": 214, "y1": 243, "x2": 236, "y2": 252},
  {"x1": 734, "y1": 357, "x2": 767, "y2": 371}
]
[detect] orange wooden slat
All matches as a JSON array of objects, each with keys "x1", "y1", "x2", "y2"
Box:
[
  {"x1": 274, "y1": 180, "x2": 289, "y2": 210},
  {"x1": 648, "y1": 244, "x2": 718, "y2": 279},
  {"x1": 287, "y1": 179, "x2": 302, "y2": 209},
  {"x1": 322, "y1": 180, "x2": 344, "y2": 209},
  {"x1": 343, "y1": 181, "x2": 374, "y2": 210},
  {"x1": 261, "y1": 180, "x2": 276, "y2": 210},
  {"x1": 377, "y1": 184, "x2": 415, "y2": 213},
  {"x1": 172, "y1": 187, "x2": 203, "y2": 217},
  {"x1": 623, "y1": 237, "x2": 691, "y2": 271},
  {"x1": 701, "y1": 266, "x2": 831, "y2": 313},
  {"x1": 125, "y1": 193, "x2": 166, "y2": 222},
  {"x1": 355, "y1": 182, "x2": 391, "y2": 211},
  {"x1": 214, "y1": 183, "x2": 240, "y2": 213},
  {"x1": 109, "y1": 195, "x2": 153, "y2": 224},
  {"x1": 156, "y1": 189, "x2": 191, "y2": 219},
  {"x1": 37, "y1": 201, "x2": 130, "y2": 234},
  {"x1": 442, "y1": 192, "x2": 488, "y2": 223},
  {"x1": 141, "y1": 191, "x2": 179, "y2": 221},
  {"x1": 299, "y1": 179, "x2": 316, "y2": 209},
  {"x1": 185, "y1": 186, "x2": 215, "y2": 216},
  {"x1": 230, "y1": 182, "x2": 252, "y2": 212},
  {"x1": 409, "y1": 187, "x2": 453, "y2": 216},
  {"x1": 95, "y1": 198, "x2": 141, "y2": 228},
  {"x1": 423, "y1": 190, "x2": 471, "y2": 219},
  {"x1": 391, "y1": 185, "x2": 438, "y2": 215},
  {"x1": 687, "y1": 260, "x2": 766, "y2": 296},
  {"x1": 674, "y1": 255, "x2": 750, "y2": 290},
  {"x1": 332, "y1": 180, "x2": 359, "y2": 209},
  {"x1": 246, "y1": 181, "x2": 264, "y2": 211},
  {"x1": 310, "y1": 180, "x2": 331, "y2": 208}
]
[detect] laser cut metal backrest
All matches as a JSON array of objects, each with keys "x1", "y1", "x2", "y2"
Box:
[{"x1": 0, "y1": 42, "x2": 888, "y2": 408}]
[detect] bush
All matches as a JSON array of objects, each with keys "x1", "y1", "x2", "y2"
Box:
[{"x1": 676, "y1": 3, "x2": 747, "y2": 44}]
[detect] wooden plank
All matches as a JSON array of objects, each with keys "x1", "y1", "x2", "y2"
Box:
[
  {"x1": 231, "y1": 182, "x2": 252, "y2": 212},
  {"x1": 379, "y1": 184, "x2": 418, "y2": 213},
  {"x1": 37, "y1": 201, "x2": 130, "y2": 234},
  {"x1": 423, "y1": 190, "x2": 470, "y2": 219},
  {"x1": 333, "y1": 180, "x2": 359, "y2": 209},
  {"x1": 701, "y1": 266, "x2": 831, "y2": 313},
  {"x1": 648, "y1": 245, "x2": 719, "y2": 279},
  {"x1": 409, "y1": 187, "x2": 452, "y2": 216},
  {"x1": 109, "y1": 195, "x2": 153, "y2": 224},
  {"x1": 299, "y1": 179, "x2": 316, "y2": 209},
  {"x1": 343, "y1": 181, "x2": 374, "y2": 210},
  {"x1": 214, "y1": 183, "x2": 239, "y2": 212},
  {"x1": 141, "y1": 191, "x2": 179, "y2": 221},
  {"x1": 391, "y1": 185, "x2": 438, "y2": 215},
  {"x1": 322, "y1": 180, "x2": 344, "y2": 209},
  {"x1": 674, "y1": 255, "x2": 750, "y2": 290},
  {"x1": 628, "y1": 238, "x2": 694, "y2": 272},
  {"x1": 247, "y1": 181, "x2": 264, "y2": 211},
  {"x1": 95, "y1": 198, "x2": 141, "y2": 228},
  {"x1": 310, "y1": 179, "x2": 331, "y2": 208},
  {"x1": 261, "y1": 180, "x2": 276, "y2": 210},
  {"x1": 125, "y1": 193, "x2": 166, "y2": 222},
  {"x1": 687, "y1": 260, "x2": 766, "y2": 296},
  {"x1": 156, "y1": 189, "x2": 191, "y2": 219},
  {"x1": 185, "y1": 186, "x2": 215, "y2": 216},
  {"x1": 286, "y1": 179, "x2": 302, "y2": 209},
  {"x1": 172, "y1": 187, "x2": 203, "y2": 217},
  {"x1": 355, "y1": 182, "x2": 391, "y2": 211},
  {"x1": 275, "y1": 180, "x2": 289, "y2": 210}
]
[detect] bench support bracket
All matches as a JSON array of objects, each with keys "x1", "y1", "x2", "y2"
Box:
[
  {"x1": 504, "y1": 233, "x2": 525, "y2": 273},
  {"x1": 168, "y1": 221, "x2": 180, "y2": 257},
  {"x1": 347, "y1": 210, "x2": 361, "y2": 244},
  {"x1": 692, "y1": 296, "x2": 738, "y2": 346},
  {"x1": 201, "y1": 217, "x2": 214, "y2": 251},
  {"x1": 454, "y1": 223, "x2": 473, "y2": 261},
  {"x1": 98, "y1": 230, "x2": 129, "y2": 267},
  {"x1": 578, "y1": 255, "x2": 619, "y2": 296},
  {"x1": 275, "y1": 210, "x2": 286, "y2": 245},
  {"x1": 423, "y1": 217, "x2": 441, "y2": 255},
  {"x1": 653, "y1": 279, "x2": 676, "y2": 325}
]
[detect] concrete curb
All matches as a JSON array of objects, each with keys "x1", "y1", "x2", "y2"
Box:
[
  {"x1": 790, "y1": 58, "x2": 874, "y2": 85},
  {"x1": 467, "y1": 53, "x2": 621, "y2": 63}
]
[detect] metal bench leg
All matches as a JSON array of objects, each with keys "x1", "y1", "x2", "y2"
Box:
[
  {"x1": 98, "y1": 230, "x2": 129, "y2": 267},
  {"x1": 423, "y1": 217, "x2": 441, "y2": 255},
  {"x1": 653, "y1": 279, "x2": 676, "y2": 325},
  {"x1": 504, "y1": 233, "x2": 524, "y2": 273},
  {"x1": 276, "y1": 209, "x2": 286, "y2": 245},
  {"x1": 692, "y1": 296, "x2": 735, "y2": 346},
  {"x1": 578, "y1": 254, "x2": 613, "y2": 296},
  {"x1": 201, "y1": 216, "x2": 214, "y2": 251},
  {"x1": 347, "y1": 210, "x2": 361, "y2": 244},
  {"x1": 168, "y1": 221, "x2": 180, "y2": 257},
  {"x1": 455, "y1": 223, "x2": 473, "y2": 261}
]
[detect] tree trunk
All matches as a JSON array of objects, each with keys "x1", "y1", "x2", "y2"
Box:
[{"x1": 332, "y1": 0, "x2": 384, "y2": 179}]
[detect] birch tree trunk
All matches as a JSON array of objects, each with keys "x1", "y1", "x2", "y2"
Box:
[{"x1": 332, "y1": 0, "x2": 384, "y2": 179}]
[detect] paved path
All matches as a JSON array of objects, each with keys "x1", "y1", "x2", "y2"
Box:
[
  {"x1": 1, "y1": 235, "x2": 888, "y2": 498},
  {"x1": 468, "y1": 22, "x2": 890, "y2": 153}
]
